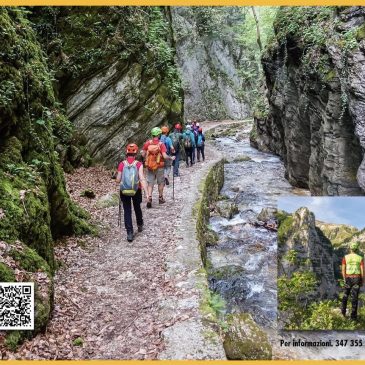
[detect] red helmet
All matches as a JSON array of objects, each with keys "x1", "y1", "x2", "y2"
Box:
[
  {"x1": 175, "y1": 123, "x2": 182, "y2": 130},
  {"x1": 161, "y1": 126, "x2": 169, "y2": 134},
  {"x1": 198, "y1": 127, "x2": 203, "y2": 132},
  {"x1": 126, "y1": 143, "x2": 138, "y2": 154}
]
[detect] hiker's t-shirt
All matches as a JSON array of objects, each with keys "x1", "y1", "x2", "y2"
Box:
[
  {"x1": 142, "y1": 138, "x2": 167, "y2": 154},
  {"x1": 118, "y1": 157, "x2": 143, "y2": 190},
  {"x1": 342, "y1": 256, "x2": 364, "y2": 269}
]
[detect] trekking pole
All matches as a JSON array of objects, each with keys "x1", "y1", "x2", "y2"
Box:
[
  {"x1": 118, "y1": 194, "x2": 121, "y2": 228},
  {"x1": 172, "y1": 158, "x2": 175, "y2": 201}
]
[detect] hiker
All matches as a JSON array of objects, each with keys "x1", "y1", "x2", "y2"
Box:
[
  {"x1": 341, "y1": 242, "x2": 364, "y2": 320},
  {"x1": 141, "y1": 127, "x2": 175, "y2": 208},
  {"x1": 191, "y1": 123, "x2": 199, "y2": 164},
  {"x1": 184, "y1": 125, "x2": 196, "y2": 167},
  {"x1": 160, "y1": 126, "x2": 175, "y2": 185},
  {"x1": 170, "y1": 123, "x2": 184, "y2": 177},
  {"x1": 196, "y1": 127, "x2": 205, "y2": 162},
  {"x1": 116, "y1": 143, "x2": 148, "y2": 242}
]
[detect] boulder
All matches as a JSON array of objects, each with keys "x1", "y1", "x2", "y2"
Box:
[
  {"x1": 96, "y1": 193, "x2": 120, "y2": 209},
  {"x1": 215, "y1": 201, "x2": 239, "y2": 219},
  {"x1": 223, "y1": 313, "x2": 272, "y2": 360}
]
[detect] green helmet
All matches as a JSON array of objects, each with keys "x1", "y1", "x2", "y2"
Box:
[
  {"x1": 151, "y1": 127, "x2": 162, "y2": 137},
  {"x1": 350, "y1": 242, "x2": 360, "y2": 250}
]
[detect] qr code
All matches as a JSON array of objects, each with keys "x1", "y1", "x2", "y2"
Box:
[{"x1": 0, "y1": 282, "x2": 34, "y2": 330}]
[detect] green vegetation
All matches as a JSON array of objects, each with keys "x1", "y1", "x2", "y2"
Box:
[
  {"x1": 266, "y1": 7, "x2": 364, "y2": 98},
  {"x1": 28, "y1": 7, "x2": 181, "y2": 102},
  {"x1": 73, "y1": 337, "x2": 84, "y2": 346},
  {"x1": 236, "y1": 7, "x2": 277, "y2": 118},
  {"x1": 278, "y1": 271, "x2": 318, "y2": 329},
  {"x1": 0, "y1": 262, "x2": 16, "y2": 282},
  {"x1": 277, "y1": 213, "x2": 294, "y2": 245},
  {"x1": 9, "y1": 246, "x2": 51, "y2": 276}
]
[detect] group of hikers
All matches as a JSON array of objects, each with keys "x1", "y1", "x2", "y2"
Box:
[{"x1": 116, "y1": 121, "x2": 206, "y2": 242}]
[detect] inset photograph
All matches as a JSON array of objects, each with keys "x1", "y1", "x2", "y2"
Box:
[{"x1": 277, "y1": 197, "x2": 365, "y2": 330}]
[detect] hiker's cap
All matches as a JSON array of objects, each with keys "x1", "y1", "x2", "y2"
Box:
[
  {"x1": 161, "y1": 126, "x2": 169, "y2": 134},
  {"x1": 350, "y1": 242, "x2": 360, "y2": 250},
  {"x1": 198, "y1": 127, "x2": 203, "y2": 132},
  {"x1": 126, "y1": 143, "x2": 138, "y2": 154},
  {"x1": 151, "y1": 127, "x2": 162, "y2": 136}
]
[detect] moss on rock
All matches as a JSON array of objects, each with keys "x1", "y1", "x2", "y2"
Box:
[
  {"x1": 0, "y1": 8, "x2": 93, "y2": 347},
  {"x1": 223, "y1": 313, "x2": 272, "y2": 360},
  {"x1": 196, "y1": 160, "x2": 225, "y2": 264},
  {"x1": 0, "y1": 262, "x2": 16, "y2": 282}
]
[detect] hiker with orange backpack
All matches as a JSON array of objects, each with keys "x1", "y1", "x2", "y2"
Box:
[
  {"x1": 116, "y1": 143, "x2": 148, "y2": 242},
  {"x1": 141, "y1": 127, "x2": 175, "y2": 208}
]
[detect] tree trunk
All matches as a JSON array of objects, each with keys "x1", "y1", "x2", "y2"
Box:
[{"x1": 251, "y1": 7, "x2": 262, "y2": 52}]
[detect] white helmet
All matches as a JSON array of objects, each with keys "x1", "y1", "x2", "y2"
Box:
[{"x1": 196, "y1": 123, "x2": 200, "y2": 127}]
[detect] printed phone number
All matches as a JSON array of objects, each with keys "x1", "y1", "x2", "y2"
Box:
[
  {"x1": 280, "y1": 339, "x2": 364, "y2": 347},
  {"x1": 335, "y1": 340, "x2": 363, "y2": 347}
]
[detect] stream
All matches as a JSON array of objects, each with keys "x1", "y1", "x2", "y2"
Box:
[{"x1": 207, "y1": 121, "x2": 365, "y2": 360}]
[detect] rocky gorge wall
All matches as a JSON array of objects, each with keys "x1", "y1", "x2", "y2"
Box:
[
  {"x1": 278, "y1": 207, "x2": 337, "y2": 300},
  {"x1": 171, "y1": 7, "x2": 250, "y2": 121},
  {"x1": 30, "y1": 7, "x2": 183, "y2": 166},
  {"x1": 0, "y1": 8, "x2": 93, "y2": 345},
  {"x1": 253, "y1": 7, "x2": 365, "y2": 196}
]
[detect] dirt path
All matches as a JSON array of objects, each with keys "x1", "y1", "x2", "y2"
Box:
[{"x1": 6, "y1": 121, "x2": 234, "y2": 360}]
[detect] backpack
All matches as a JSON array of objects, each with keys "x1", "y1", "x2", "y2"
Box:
[
  {"x1": 170, "y1": 132, "x2": 180, "y2": 152},
  {"x1": 160, "y1": 135, "x2": 171, "y2": 155},
  {"x1": 197, "y1": 134, "x2": 204, "y2": 147},
  {"x1": 120, "y1": 161, "x2": 139, "y2": 196},
  {"x1": 184, "y1": 133, "x2": 192, "y2": 148},
  {"x1": 145, "y1": 140, "x2": 164, "y2": 171}
]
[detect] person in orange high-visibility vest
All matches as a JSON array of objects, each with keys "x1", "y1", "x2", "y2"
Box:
[{"x1": 341, "y1": 242, "x2": 364, "y2": 320}]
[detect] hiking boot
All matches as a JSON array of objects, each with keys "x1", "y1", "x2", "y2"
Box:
[
  {"x1": 147, "y1": 197, "x2": 152, "y2": 209},
  {"x1": 138, "y1": 225, "x2": 143, "y2": 233},
  {"x1": 165, "y1": 177, "x2": 170, "y2": 186},
  {"x1": 159, "y1": 196, "x2": 166, "y2": 204},
  {"x1": 127, "y1": 231, "x2": 134, "y2": 242}
]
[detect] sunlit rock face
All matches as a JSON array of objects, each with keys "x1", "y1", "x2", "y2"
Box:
[
  {"x1": 255, "y1": 6, "x2": 365, "y2": 195},
  {"x1": 171, "y1": 7, "x2": 251, "y2": 121}
]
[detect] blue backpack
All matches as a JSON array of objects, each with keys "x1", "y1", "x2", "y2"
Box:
[
  {"x1": 120, "y1": 161, "x2": 139, "y2": 196},
  {"x1": 197, "y1": 134, "x2": 204, "y2": 147},
  {"x1": 160, "y1": 135, "x2": 170, "y2": 154}
]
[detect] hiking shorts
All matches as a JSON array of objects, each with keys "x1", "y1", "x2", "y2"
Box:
[{"x1": 146, "y1": 168, "x2": 164, "y2": 185}]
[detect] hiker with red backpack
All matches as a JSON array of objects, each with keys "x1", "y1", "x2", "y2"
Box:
[
  {"x1": 160, "y1": 126, "x2": 175, "y2": 185},
  {"x1": 197, "y1": 127, "x2": 206, "y2": 162},
  {"x1": 142, "y1": 127, "x2": 175, "y2": 208},
  {"x1": 116, "y1": 143, "x2": 148, "y2": 242}
]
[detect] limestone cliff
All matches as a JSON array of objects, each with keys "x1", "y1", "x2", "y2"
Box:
[
  {"x1": 278, "y1": 207, "x2": 337, "y2": 299},
  {"x1": 254, "y1": 7, "x2": 365, "y2": 195},
  {"x1": 30, "y1": 7, "x2": 183, "y2": 166},
  {"x1": 171, "y1": 7, "x2": 250, "y2": 121}
]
